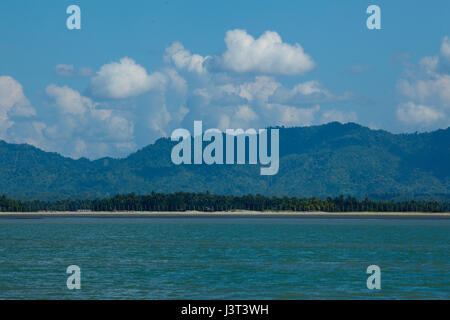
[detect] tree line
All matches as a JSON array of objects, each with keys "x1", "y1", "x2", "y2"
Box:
[{"x1": 0, "y1": 192, "x2": 449, "y2": 212}]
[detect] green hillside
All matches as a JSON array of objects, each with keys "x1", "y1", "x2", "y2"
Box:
[{"x1": 1, "y1": 122, "x2": 449, "y2": 200}]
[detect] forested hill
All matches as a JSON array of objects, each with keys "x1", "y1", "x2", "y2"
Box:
[{"x1": 0, "y1": 122, "x2": 449, "y2": 201}]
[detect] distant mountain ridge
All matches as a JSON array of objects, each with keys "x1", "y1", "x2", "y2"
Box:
[{"x1": 0, "y1": 122, "x2": 449, "y2": 200}]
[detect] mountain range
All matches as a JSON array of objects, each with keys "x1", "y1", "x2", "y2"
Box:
[{"x1": 1, "y1": 122, "x2": 449, "y2": 200}]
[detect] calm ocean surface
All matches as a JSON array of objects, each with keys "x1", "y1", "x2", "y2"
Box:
[{"x1": 0, "y1": 217, "x2": 448, "y2": 299}]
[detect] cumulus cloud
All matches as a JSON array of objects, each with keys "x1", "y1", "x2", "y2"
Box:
[
  {"x1": 44, "y1": 85, "x2": 135, "y2": 158},
  {"x1": 5, "y1": 121, "x2": 51, "y2": 153},
  {"x1": 0, "y1": 113, "x2": 13, "y2": 138},
  {"x1": 167, "y1": 29, "x2": 315, "y2": 75},
  {"x1": 185, "y1": 73, "x2": 350, "y2": 132},
  {"x1": 416, "y1": 36, "x2": 450, "y2": 76},
  {"x1": 192, "y1": 84, "x2": 244, "y2": 107},
  {"x1": 1, "y1": 29, "x2": 355, "y2": 159},
  {"x1": 441, "y1": 36, "x2": 450, "y2": 61},
  {"x1": 286, "y1": 80, "x2": 329, "y2": 98},
  {"x1": 235, "y1": 105, "x2": 258, "y2": 122},
  {"x1": 396, "y1": 35, "x2": 450, "y2": 129},
  {"x1": 214, "y1": 105, "x2": 259, "y2": 130},
  {"x1": 46, "y1": 84, "x2": 93, "y2": 115},
  {"x1": 165, "y1": 42, "x2": 209, "y2": 74},
  {"x1": 54, "y1": 64, "x2": 93, "y2": 77},
  {"x1": 0, "y1": 76, "x2": 35, "y2": 118},
  {"x1": 238, "y1": 76, "x2": 281, "y2": 102},
  {"x1": 165, "y1": 68, "x2": 188, "y2": 95},
  {"x1": 0, "y1": 76, "x2": 35, "y2": 138},
  {"x1": 398, "y1": 75, "x2": 450, "y2": 107},
  {"x1": 397, "y1": 102, "x2": 444, "y2": 125},
  {"x1": 218, "y1": 29, "x2": 315, "y2": 75},
  {"x1": 272, "y1": 104, "x2": 320, "y2": 126},
  {"x1": 90, "y1": 57, "x2": 167, "y2": 99},
  {"x1": 1, "y1": 79, "x2": 138, "y2": 159},
  {"x1": 292, "y1": 81, "x2": 324, "y2": 95},
  {"x1": 190, "y1": 76, "x2": 282, "y2": 109},
  {"x1": 147, "y1": 103, "x2": 172, "y2": 136},
  {"x1": 270, "y1": 80, "x2": 347, "y2": 107},
  {"x1": 156, "y1": 31, "x2": 352, "y2": 138}
]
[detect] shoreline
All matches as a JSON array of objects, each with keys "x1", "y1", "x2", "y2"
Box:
[{"x1": 1, "y1": 210, "x2": 450, "y2": 219}]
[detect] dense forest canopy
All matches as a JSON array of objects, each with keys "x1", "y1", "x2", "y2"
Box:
[{"x1": 0, "y1": 192, "x2": 449, "y2": 213}]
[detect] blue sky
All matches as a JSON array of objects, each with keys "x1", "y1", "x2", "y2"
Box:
[{"x1": 0, "y1": 0, "x2": 449, "y2": 159}]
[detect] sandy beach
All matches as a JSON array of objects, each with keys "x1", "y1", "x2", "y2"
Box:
[{"x1": 1, "y1": 211, "x2": 449, "y2": 219}]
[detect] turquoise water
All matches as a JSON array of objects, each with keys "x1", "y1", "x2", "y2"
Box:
[{"x1": 0, "y1": 217, "x2": 449, "y2": 299}]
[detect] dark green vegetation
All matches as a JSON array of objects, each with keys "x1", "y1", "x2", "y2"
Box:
[
  {"x1": 1, "y1": 193, "x2": 449, "y2": 212},
  {"x1": 0, "y1": 122, "x2": 449, "y2": 201}
]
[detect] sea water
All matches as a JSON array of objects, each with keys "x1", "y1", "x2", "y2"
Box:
[{"x1": 0, "y1": 217, "x2": 448, "y2": 299}]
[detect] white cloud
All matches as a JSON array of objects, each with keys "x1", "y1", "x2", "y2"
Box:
[
  {"x1": 238, "y1": 76, "x2": 280, "y2": 102},
  {"x1": 441, "y1": 36, "x2": 450, "y2": 61},
  {"x1": 396, "y1": 36, "x2": 450, "y2": 129},
  {"x1": 165, "y1": 42, "x2": 208, "y2": 74},
  {"x1": 219, "y1": 29, "x2": 315, "y2": 75},
  {"x1": 90, "y1": 57, "x2": 167, "y2": 99},
  {"x1": 173, "y1": 105, "x2": 189, "y2": 123},
  {"x1": 215, "y1": 105, "x2": 259, "y2": 130},
  {"x1": 292, "y1": 81, "x2": 323, "y2": 95},
  {"x1": 1, "y1": 29, "x2": 354, "y2": 159},
  {"x1": 268, "y1": 104, "x2": 319, "y2": 126},
  {"x1": 104, "y1": 114, "x2": 134, "y2": 142},
  {"x1": 0, "y1": 76, "x2": 35, "y2": 138},
  {"x1": 0, "y1": 76, "x2": 35, "y2": 117},
  {"x1": 235, "y1": 105, "x2": 258, "y2": 122},
  {"x1": 53, "y1": 108, "x2": 135, "y2": 158},
  {"x1": 0, "y1": 112, "x2": 13, "y2": 138},
  {"x1": 414, "y1": 35, "x2": 450, "y2": 76},
  {"x1": 167, "y1": 29, "x2": 315, "y2": 75},
  {"x1": 419, "y1": 55, "x2": 439, "y2": 75},
  {"x1": 397, "y1": 102, "x2": 444, "y2": 125},
  {"x1": 271, "y1": 80, "x2": 340, "y2": 106},
  {"x1": 398, "y1": 75, "x2": 450, "y2": 108},
  {"x1": 46, "y1": 84, "x2": 93, "y2": 115},
  {"x1": 186, "y1": 73, "x2": 349, "y2": 134},
  {"x1": 44, "y1": 85, "x2": 135, "y2": 158},
  {"x1": 190, "y1": 76, "x2": 281, "y2": 109},
  {"x1": 5, "y1": 121, "x2": 50, "y2": 152},
  {"x1": 165, "y1": 68, "x2": 188, "y2": 95},
  {"x1": 158, "y1": 31, "x2": 350, "y2": 137},
  {"x1": 148, "y1": 103, "x2": 172, "y2": 135},
  {"x1": 192, "y1": 83, "x2": 244, "y2": 107},
  {"x1": 217, "y1": 114, "x2": 231, "y2": 131}
]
